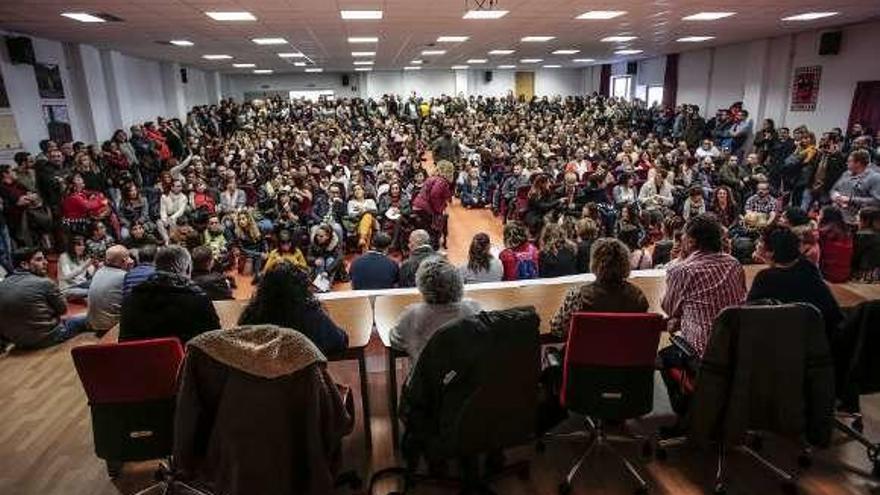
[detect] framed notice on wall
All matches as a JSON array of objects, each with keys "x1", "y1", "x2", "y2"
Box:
[{"x1": 790, "y1": 65, "x2": 822, "y2": 112}]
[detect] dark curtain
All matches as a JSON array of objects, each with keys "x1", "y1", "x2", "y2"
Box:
[
  {"x1": 663, "y1": 53, "x2": 679, "y2": 108},
  {"x1": 599, "y1": 64, "x2": 611, "y2": 97},
  {"x1": 848, "y1": 81, "x2": 880, "y2": 134}
]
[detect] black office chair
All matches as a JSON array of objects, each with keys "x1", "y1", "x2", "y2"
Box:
[{"x1": 369, "y1": 307, "x2": 541, "y2": 494}]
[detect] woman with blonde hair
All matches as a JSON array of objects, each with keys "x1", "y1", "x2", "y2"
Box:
[
  {"x1": 412, "y1": 159, "x2": 454, "y2": 246},
  {"x1": 538, "y1": 223, "x2": 578, "y2": 278},
  {"x1": 549, "y1": 237, "x2": 649, "y2": 339},
  {"x1": 232, "y1": 209, "x2": 266, "y2": 282}
]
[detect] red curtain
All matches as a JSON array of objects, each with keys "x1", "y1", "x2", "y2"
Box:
[
  {"x1": 848, "y1": 81, "x2": 880, "y2": 134},
  {"x1": 599, "y1": 64, "x2": 611, "y2": 97},
  {"x1": 663, "y1": 53, "x2": 679, "y2": 108}
]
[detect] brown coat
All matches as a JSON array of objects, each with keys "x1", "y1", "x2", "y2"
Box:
[{"x1": 174, "y1": 325, "x2": 354, "y2": 495}]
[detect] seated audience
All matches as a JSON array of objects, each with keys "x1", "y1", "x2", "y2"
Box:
[
  {"x1": 744, "y1": 180, "x2": 778, "y2": 225},
  {"x1": 308, "y1": 224, "x2": 345, "y2": 287},
  {"x1": 853, "y1": 206, "x2": 880, "y2": 283},
  {"x1": 399, "y1": 229, "x2": 436, "y2": 288},
  {"x1": 191, "y1": 245, "x2": 233, "y2": 301},
  {"x1": 86, "y1": 245, "x2": 133, "y2": 334},
  {"x1": 550, "y1": 238, "x2": 649, "y2": 339},
  {"x1": 458, "y1": 232, "x2": 503, "y2": 284},
  {"x1": 748, "y1": 224, "x2": 842, "y2": 340},
  {"x1": 817, "y1": 205, "x2": 854, "y2": 283},
  {"x1": 233, "y1": 210, "x2": 266, "y2": 281},
  {"x1": 574, "y1": 218, "x2": 599, "y2": 273},
  {"x1": 780, "y1": 207, "x2": 821, "y2": 264},
  {"x1": 459, "y1": 166, "x2": 487, "y2": 208},
  {"x1": 390, "y1": 258, "x2": 482, "y2": 363},
  {"x1": 123, "y1": 243, "x2": 157, "y2": 297},
  {"x1": 499, "y1": 221, "x2": 539, "y2": 281},
  {"x1": 0, "y1": 248, "x2": 89, "y2": 348},
  {"x1": 119, "y1": 245, "x2": 220, "y2": 343},
  {"x1": 262, "y1": 228, "x2": 307, "y2": 274},
  {"x1": 538, "y1": 223, "x2": 578, "y2": 278},
  {"x1": 239, "y1": 261, "x2": 348, "y2": 355},
  {"x1": 346, "y1": 183, "x2": 378, "y2": 251},
  {"x1": 350, "y1": 232, "x2": 399, "y2": 290},
  {"x1": 58, "y1": 235, "x2": 95, "y2": 300}
]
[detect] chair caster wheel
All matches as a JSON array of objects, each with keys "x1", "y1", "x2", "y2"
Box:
[
  {"x1": 712, "y1": 482, "x2": 726, "y2": 494},
  {"x1": 558, "y1": 481, "x2": 572, "y2": 495},
  {"x1": 797, "y1": 453, "x2": 812, "y2": 468}
]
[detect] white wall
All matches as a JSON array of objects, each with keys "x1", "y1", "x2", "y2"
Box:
[
  {"x1": 534, "y1": 69, "x2": 583, "y2": 96},
  {"x1": 670, "y1": 20, "x2": 880, "y2": 131},
  {"x1": 223, "y1": 72, "x2": 361, "y2": 101},
  {"x1": 466, "y1": 69, "x2": 514, "y2": 97}
]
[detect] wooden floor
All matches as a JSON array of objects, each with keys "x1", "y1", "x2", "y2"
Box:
[{"x1": 2, "y1": 201, "x2": 880, "y2": 495}]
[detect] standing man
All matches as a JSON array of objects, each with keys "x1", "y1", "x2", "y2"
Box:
[
  {"x1": 86, "y1": 245, "x2": 133, "y2": 334},
  {"x1": 830, "y1": 150, "x2": 880, "y2": 224}
]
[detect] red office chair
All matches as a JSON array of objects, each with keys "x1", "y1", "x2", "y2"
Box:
[
  {"x1": 71, "y1": 337, "x2": 194, "y2": 487},
  {"x1": 545, "y1": 312, "x2": 664, "y2": 495}
]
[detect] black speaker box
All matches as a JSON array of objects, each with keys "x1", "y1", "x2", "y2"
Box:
[
  {"x1": 180, "y1": 68, "x2": 188, "y2": 83},
  {"x1": 342, "y1": 74, "x2": 350, "y2": 86},
  {"x1": 626, "y1": 61, "x2": 638, "y2": 75},
  {"x1": 5, "y1": 36, "x2": 35, "y2": 65},
  {"x1": 819, "y1": 31, "x2": 842, "y2": 56},
  {"x1": 484, "y1": 71, "x2": 493, "y2": 83}
]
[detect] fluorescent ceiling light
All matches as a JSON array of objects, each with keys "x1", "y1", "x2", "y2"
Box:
[
  {"x1": 252, "y1": 38, "x2": 287, "y2": 45},
  {"x1": 348, "y1": 36, "x2": 379, "y2": 43},
  {"x1": 497, "y1": 65, "x2": 516, "y2": 69},
  {"x1": 404, "y1": 66, "x2": 421, "y2": 70},
  {"x1": 520, "y1": 58, "x2": 543, "y2": 63},
  {"x1": 202, "y1": 54, "x2": 232, "y2": 60},
  {"x1": 61, "y1": 13, "x2": 106, "y2": 23},
  {"x1": 552, "y1": 49, "x2": 580, "y2": 55},
  {"x1": 521, "y1": 36, "x2": 555, "y2": 42},
  {"x1": 677, "y1": 36, "x2": 715, "y2": 42},
  {"x1": 576, "y1": 11, "x2": 627, "y2": 20},
  {"x1": 340, "y1": 10, "x2": 383, "y2": 20},
  {"x1": 572, "y1": 58, "x2": 596, "y2": 63},
  {"x1": 615, "y1": 49, "x2": 643, "y2": 55},
  {"x1": 233, "y1": 63, "x2": 256, "y2": 68},
  {"x1": 466, "y1": 58, "x2": 487, "y2": 63},
  {"x1": 355, "y1": 68, "x2": 372, "y2": 72},
  {"x1": 352, "y1": 51, "x2": 376, "y2": 57},
  {"x1": 601, "y1": 36, "x2": 637, "y2": 42},
  {"x1": 451, "y1": 65, "x2": 469, "y2": 70},
  {"x1": 782, "y1": 12, "x2": 839, "y2": 21},
  {"x1": 205, "y1": 11, "x2": 256, "y2": 21},
  {"x1": 278, "y1": 52, "x2": 305, "y2": 58},
  {"x1": 543, "y1": 64, "x2": 562, "y2": 68},
  {"x1": 305, "y1": 68, "x2": 323, "y2": 73},
  {"x1": 353, "y1": 60, "x2": 374, "y2": 65},
  {"x1": 253, "y1": 69, "x2": 273, "y2": 74},
  {"x1": 421, "y1": 50, "x2": 446, "y2": 55},
  {"x1": 169, "y1": 40, "x2": 194, "y2": 46},
  {"x1": 488, "y1": 49, "x2": 515, "y2": 55},
  {"x1": 410, "y1": 59, "x2": 424, "y2": 64},
  {"x1": 437, "y1": 36, "x2": 469, "y2": 42},
  {"x1": 293, "y1": 62, "x2": 307, "y2": 67},
  {"x1": 463, "y1": 10, "x2": 508, "y2": 19},
  {"x1": 682, "y1": 12, "x2": 735, "y2": 21}
]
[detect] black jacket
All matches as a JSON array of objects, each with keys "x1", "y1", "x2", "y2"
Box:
[
  {"x1": 834, "y1": 301, "x2": 880, "y2": 403},
  {"x1": 192, "y1": 270, "x2": 234, "y2": 301},
  {"x1": 119, "y1": 271, "x2": 220, "y2": 344},
  {"x1": 400, "y1": 307, "x2": 540, "y2": 461},
  {"x1": 399, "y1": 246, "x2": 436, "y2": 288},
  {"x1": 688, "y1": 303, "x2": 835, "y2": 448}
]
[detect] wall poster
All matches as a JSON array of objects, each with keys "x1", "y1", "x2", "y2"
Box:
[
  {"x1": 42, "y1": 104, "x2": 72, "y2": 143},
  {"x1": 35, "y1": 63, "x2": 65, "y2": 99},
  {"x1": 790, "y1": 65, "x2": 822, "y2": 112}
]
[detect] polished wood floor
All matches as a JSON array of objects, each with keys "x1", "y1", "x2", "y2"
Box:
[{"x1": 2, "y1": 201, "x2": 880, "y2": 495}]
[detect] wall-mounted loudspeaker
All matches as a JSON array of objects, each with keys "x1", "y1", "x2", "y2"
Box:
[
  {"x1": 180, "y1": 68, "x2": 188, "y2": 84},
  {"x1": 5, "y1": 36, "x2": 35, "y2": 65},
  {"x1": 626, "y1": 61, "x2": 638, "y2": 75},
  {"x1": 818, "y1": 31, "x2": 842, "y2": 56},
  {"x1": 484, "y1": 71, "x2": 493, "y2": 83},
  {"x1": 342, "y1": 74, "x2": 350, "y2": 86}
]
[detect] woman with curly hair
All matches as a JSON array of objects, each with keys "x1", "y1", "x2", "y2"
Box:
[
  {"x1": 458, "y1": 232, "x2": 503, "y2": 284},
  {"x1": 239, "y1": 260, "x2": 348, "y2": 355},
  {"x1": 538, "y1": 223, "x2": 578, "y2": 278},
  {"x1": 710, "y1": 185, "x2": 741, "y2": 229},
  {"x1": 412, "y1": 160, "x2": 454, "y2": 245},
  {"x1": 549, "y1": 237, "x2": 649, "y2": 339},
  {"x1": 499, "y1": 221, "x2": 540, "y2": 281},
  {"x1": 232, "y1": 210, "x2": 266, "y2": 282}
]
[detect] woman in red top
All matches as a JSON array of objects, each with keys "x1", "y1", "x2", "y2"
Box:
[
  {"x1": 498, "y1": 221, "x2": 540, "y2": 281},
  {"x1": 412, "y1": 160, "x2": 454, "y2": 241},
  {"x1": 61, "y1": 173, "x2": 118, "y2": 236},
  {"x1": 817, "y1": 205, "x2": 853, "y2": 283},
  {"x1": 190, "y1": 179, "x2": 217, "y2": 214}
]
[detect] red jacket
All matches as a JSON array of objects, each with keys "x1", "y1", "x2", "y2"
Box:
[
  {"x1": 145, "y1": 128, "x2": 172, "y2": 160},
  {"x1": 819, "y1": 227, "x2": 853, "y2": 283},
  {"x1": 61, "y1": 190, "x2": 109, "y2": 221}
]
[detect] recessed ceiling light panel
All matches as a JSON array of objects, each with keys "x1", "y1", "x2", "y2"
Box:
[
  {"x1": 253, "y1": 69, "x2": 273, "y2": 74},
  {"x1": 252, "y1": 38, "x2": 288, "y2": 45},
  {"x1": 463, "y1": 10, "x2": 509, "y2": 19},
  {"x1": 437, "y1": 36, "x2": 469, "y2": 42},
  {"x1": 521, "y1": 36, "x2": 555, "y2": 42},
  {"x1": 421, "y1": 50, "x2": 446, "y2": 55},
  {"x1": 615, "y1": 49, "x2": 643, "y2": 55},
  {"x1": 61, "y1": 13, "x2": 106, "y2": 23},
  {"x1": 348, "y1": 37, "x2": 379, "y2": 43},
  {"x1": 552, "y1": 49, "x2": 580, "y2": 55},
  {"x1": 353, "y1": 60, "x2": 374, "y2": 65},
  {"x1": 202, "y1": 54, "x2": 233, "y2": 60},
  {"x1": 305, "y1": 68, "x2": 323, "y2": 73},
  {"x1": 352, "y1": 51, "x2": 376, "y2": 57},
  {"x1": 781, "y1": 12, "x2": 839, "y2": 21},
  {"x1": 451, "y1": 65, "x2": 469, "y2": 70},
  {"x1": 169, "y1": 40, "x2": 194, "y2": 46},
  {"x1": 466, "y1": 59, "x2": 487, "y2": 63},
  {"x1": 519, "y1": 58, "x2": 543, "y2": 63},
  {"x1": 404, "y1": 66, "x2": 421, "y2": 70},
  {"x1": 340, "y1": 10, "x2": 383, "y2": 20},
  {"x1": 677, "y1": 36, "x2": 715, "y2": 42},
  {"x1": 278, "y1": 52, "x2": 305, "y2": 58},
  {"x1": 682, "y1": 12, "x2": 736, "y2": 21},
  {"x1": 205, "y1": 11, "x2": 256, "y2": 21},
  {"x1": 488, "y1": 49, "x2": 515, "y2": 55},
  {"x1": 601, "y1": 36, "x2": 637, "y2": 42},
  {"x1": 576, "y1": 11, "x2": 627, "y2": 20},
  {"x1": 233, "y1": 63, "x2": 256, "y2": 68}
]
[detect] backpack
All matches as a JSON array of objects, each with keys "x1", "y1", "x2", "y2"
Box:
[{"x1": 515, "y1": 245, "x2": 539, "y2": 280}]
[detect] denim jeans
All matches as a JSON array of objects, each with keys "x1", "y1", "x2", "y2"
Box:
[{"x1": 53, "y1": 315, "x2": 90, "y2": 344}]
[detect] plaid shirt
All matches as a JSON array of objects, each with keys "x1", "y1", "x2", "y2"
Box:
[
  {"x1": 662, "y1": 251, "x2": 747, "y2": 357},
  {"x1": 744, "y1": 193, "x2": 778, "y2": 215}
]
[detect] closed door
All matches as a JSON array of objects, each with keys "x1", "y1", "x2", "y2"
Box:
[{"x1": 515, "y1": 71, "x2": 534, "y2": 101}]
